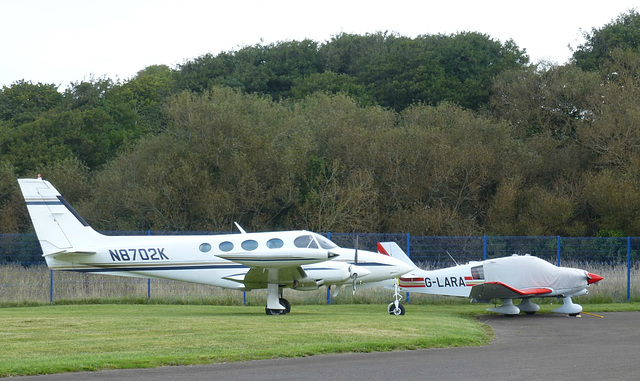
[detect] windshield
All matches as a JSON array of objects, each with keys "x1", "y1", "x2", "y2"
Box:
[
  {"x1": 294, "y1": 235, "x2": 319, "y2": 249},
  {"x1": 314, "y1": 233, "x2": 338, "y2": 250}
]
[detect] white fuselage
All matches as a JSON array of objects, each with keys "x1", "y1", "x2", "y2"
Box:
[
  {"x1": 399, "y1": 255, "x2": 594, "y2": 299},
  {"x1": 45, "y1": 231, "x2": 412, "y2": 291}
]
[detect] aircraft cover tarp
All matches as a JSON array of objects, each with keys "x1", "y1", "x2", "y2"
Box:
[{"x1": 483, "y1": 255, "x2": 586, "y2": 291}]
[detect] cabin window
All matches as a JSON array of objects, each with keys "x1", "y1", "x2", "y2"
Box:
[
  {"x1": 219, "y1": 241, "x2": 234, "y2": 252},
  {"x1": 199, "y1": 243, "x2": 212, "y2": 252},
  {"x1": 266, "y1": 238, "x2": 284, "y2": 249},
  {"x1": 241, "y1": 239, "x2": 259, "y2": 251},
  {"x1": 294, "y1": 235, "x2": 318, "y2": 249}
]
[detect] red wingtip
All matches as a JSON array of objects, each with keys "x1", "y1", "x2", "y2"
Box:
[{"x1": 587, "y1": 272, "x2": 603, "y2": 284}]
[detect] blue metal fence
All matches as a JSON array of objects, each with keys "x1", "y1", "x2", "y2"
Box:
[{"x1": 1, "y1": 232, "x2": 637, "y2": 302}]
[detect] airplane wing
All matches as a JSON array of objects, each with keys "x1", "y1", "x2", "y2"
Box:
[
  {"x1": 217, "y1": 251, "x2": 337, "y2": 268},
  {"x1": 224, "y1": 266, "x2": 309, "y2": 290},
  {"x1": 470, "y1": 282, "x2": 553, "y2": 300}
]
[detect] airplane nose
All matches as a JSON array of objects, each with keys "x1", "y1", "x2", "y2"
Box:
[{"x1": 587, "y1": 272, "x2": 603, "y2": 284}]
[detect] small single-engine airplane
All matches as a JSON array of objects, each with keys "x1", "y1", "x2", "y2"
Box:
[
  {"x1": 18, "y1": 177, "x2": 413, "y2": 315},
  {"x1": 379, "y1": 242, "x2": 603, "y2": 316}
]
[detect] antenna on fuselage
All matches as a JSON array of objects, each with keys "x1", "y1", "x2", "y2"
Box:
[
  {"x1": 234, "y1": 221, "x2": 247, "y2": 234},
  {"x1": 446, "y1": 251, "x2": 459, "y2": 266}
]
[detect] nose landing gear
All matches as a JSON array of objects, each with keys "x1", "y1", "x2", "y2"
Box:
[{"x1": 388, "y1": 282, "x2": 406, "y2": 315}]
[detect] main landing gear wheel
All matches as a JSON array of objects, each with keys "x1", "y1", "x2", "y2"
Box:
[
  {"x1": 388, "y1": 302, "x2": 405, "y2": 315},
  {"x1": 279, "y1": 298, "x2": 291, "y2": 314},
  {"x1": 265, "y1": 298, "x2": 291, "y2": 315}
]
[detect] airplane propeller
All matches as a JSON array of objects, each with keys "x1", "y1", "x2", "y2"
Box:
[{"x1": 352, "y1": 235, "x2": 359, "y2": 295}]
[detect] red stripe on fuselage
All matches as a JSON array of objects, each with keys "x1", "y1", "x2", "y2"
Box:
[
  {"x1": 399, "y1": 277, "x2": 424, "y2": 282},
  {"x1": 399, "y1": 284, "x2": 427, "y2": 288}
]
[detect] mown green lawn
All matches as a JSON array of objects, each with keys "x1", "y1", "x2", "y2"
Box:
[
  {"x1": 1, "y1": 302, "x2": 637, "y2": 377},
  {"x1": 0, "y1": 303, "x2": 491, "y2": 377}
]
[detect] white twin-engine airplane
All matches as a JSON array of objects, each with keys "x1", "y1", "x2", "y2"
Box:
[
  {"x1": 380, "y1": 242, "x2": 603, "y2": 316},
  {"x1": 18, "y1": 177, "x2": 413, "y2": 315}
]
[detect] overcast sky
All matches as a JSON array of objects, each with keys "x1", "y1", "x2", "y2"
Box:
[{"x1": 1, "y1": 0, "x2": 638, "y2": 89}]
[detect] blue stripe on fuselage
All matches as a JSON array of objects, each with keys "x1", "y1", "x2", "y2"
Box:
[{"x1": 61, "y1": 264, "x2": 249, "y2": 273}]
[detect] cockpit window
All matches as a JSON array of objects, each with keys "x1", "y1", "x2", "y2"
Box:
[
  {"x1": 471, "y1": 265, "x2": 484, "y2": 280},
  {"x1": 315, "y1": 234, "x2": 338, "y2": 250},
  {"x1": 266, "y1": 238, "x2": 284, "y2": 249},
  {"x1": 294, "y1": 235, "x2": 318, "y2": 249}
]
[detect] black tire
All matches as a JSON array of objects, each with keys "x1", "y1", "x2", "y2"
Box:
[
  {"x1": 279, "y1": 298, "x2": 291, "y2": 314},
  {"x1": 388, "y1": 302, "x2": 405, "y2": 315}
]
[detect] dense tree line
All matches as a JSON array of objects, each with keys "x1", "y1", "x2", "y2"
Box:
[{"x1": 1, "y1": 10, "x2": 640, "y2": 237}]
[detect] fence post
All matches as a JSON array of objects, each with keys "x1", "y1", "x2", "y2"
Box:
[
  {"x1": 483, "y1": 235, "x2": 487, "y2": 260},
  {"x1": 50, "y1": 269, "x2": 53, "y2": 304},
  {"x1": 147, "y1": 230, "x2": 152, "y2": 299},
  {"x1": 628, "y1": 236, "x2": 631, "y2": 301},
  {"x1": 557, "y1": 236, "x2": 561, "y2": 266},
  {"x1": 406, "y1": 232, "x2": 410, "y2": 303},
  {"x1": 326, "y1": 232, "x2": 332, "y2": 304}
]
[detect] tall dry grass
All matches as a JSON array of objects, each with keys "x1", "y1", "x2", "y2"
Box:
[{"x1": 0, "y1": 261, "x2": 637, "y2": 306}]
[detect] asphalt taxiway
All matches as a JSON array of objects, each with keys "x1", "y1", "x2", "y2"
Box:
[{"x1": 17, "y1": 311, "x2": 639, "y2": 380}]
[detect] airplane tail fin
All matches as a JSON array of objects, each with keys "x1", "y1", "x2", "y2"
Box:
[
  {"x1": 377, "y1": 242, "x2": 419, "y2": 270},
  {"x1": 18, "y1": 177, "x2": 104, "y2": 256}
]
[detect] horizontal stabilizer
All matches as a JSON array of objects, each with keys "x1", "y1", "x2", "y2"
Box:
[{"x1": 43, "y1": 249, "x2": 97, "y2": 258}]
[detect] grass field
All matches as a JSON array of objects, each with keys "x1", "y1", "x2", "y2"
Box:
[
  {"x1": 1, "y1": 261, "x2": 638, "y2": 305},
  {"x1": 2, "y1": 301, "x2": 639, "y2": 377},
  {"x1": 0, "y1": 304, "x2": 494, "y2": 377},
  {"x1": 0, "y1": 261, "x2": 638, "y2": 377}
]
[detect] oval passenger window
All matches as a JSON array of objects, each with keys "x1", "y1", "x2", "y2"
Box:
[
  {"x1": 219, "y1": 241, "x2": 234, "y2": 252},
  {"x1": 241, "y1": 240, "x2": 259, "y2": 251}
]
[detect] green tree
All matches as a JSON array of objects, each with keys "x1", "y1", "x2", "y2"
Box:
[
  {"x1": 0, "y1": 162, "x2": 30, "y2": 233},
  {"x1": 573, "y1": 9, "x2": 640, "y2": 71},
  {"x1": 437, "y1": 32, "x2": 528, "y2": 110},
  {"x1": 0, "y1": 81, "x2": 63, "y2": 125},
  {"x1": 290, "y1": 71, "x2": 372, "y2": 105},
  {"x1": 582, "y1": 171, "x2": 640, "y2": 235},
  {"x1": 321, "y1": 32, "x2": 528, "y2": 111},
  {"x1": 491, "y1": 64, "x2": 600, "y2": 140},
  {"x1": 82, "y1": 88, "x2": 311, "y2": 231},
  {"x1": 577, "y1": 49, "x2": 640, "y2": 175},
  {"x1": 376, "y1": 103, "x2": 515, "y2": 234}
]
